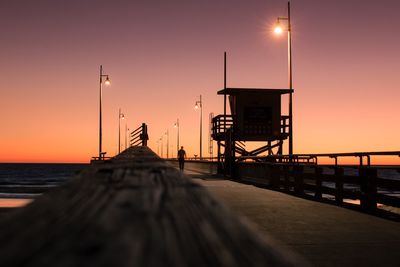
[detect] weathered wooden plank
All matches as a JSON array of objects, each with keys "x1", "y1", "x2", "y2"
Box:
[{"x1": 0, "y1": 146, "x2": 305, "y2": 267}]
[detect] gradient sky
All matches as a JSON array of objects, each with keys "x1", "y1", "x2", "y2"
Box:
[{"x1": 0, "y1": 0, "x2": 399, "y2": 163}]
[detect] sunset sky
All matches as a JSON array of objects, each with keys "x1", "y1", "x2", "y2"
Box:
[{"x1": 0, "y1": 0, "x2": 399, "y2": 163}]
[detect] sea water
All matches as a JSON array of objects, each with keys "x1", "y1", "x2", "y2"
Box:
[{"x1": 0, "y1": 163, "x2": 88, "y2": 206}]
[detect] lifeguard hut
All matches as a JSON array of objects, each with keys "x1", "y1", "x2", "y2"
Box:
[
  {"x1": 212, "y1": 87, "x2": 292, "y2": 174},
  {"x1": 211, "y1": 54, "x2": 293, "y2": 174}
]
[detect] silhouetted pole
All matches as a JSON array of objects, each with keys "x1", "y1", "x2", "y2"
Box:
[
  {"x1": 288, "y1": 1, "x2": 293, "y2": 156},
  {"x1": 165, "y1": 129, "x2": 169, "y2": 159},
  {"x1": 99, "y1": 65, "x2": 111, "y2": 159},
  {"x1": 195, "y1": 95, "x2": 203, "y2": 160},
  {"x1": 224, "y1": 52, "x2": 227, "y2": 134},
  {"x1": 275, "y1": 1, "x2": 293, "y2": 156},
  {"x1": 174, "y1": 119, "x2": 180, "y2": 157},
  {"x1": 161, "y1": 136, "x2": 164, "y2": 158},
  {"x1": 125, "y1": 125, "x2": 129, "y2": 150},
  {"x1": 118, "y1": 108, "x2": 124, "y2": 154}
]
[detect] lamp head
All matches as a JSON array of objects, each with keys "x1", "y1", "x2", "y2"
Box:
[
  {"x1": 104, "y1": 76, "x2": 111, "y2": 85},
  {"x1": 274, "y1": 20, "x2": 283, "y2": 34},
  {"x1": 194, "y1": 104, "x2": 199, "y2": 109}
]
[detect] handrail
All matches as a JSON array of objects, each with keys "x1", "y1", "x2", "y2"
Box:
[
  {"x1": 130, "y1": 123, "x2": 148, "y2": 147},
  {"x1": 236, "y1": 161, "x2": 400, "y2": 215},
  {"x1": 242, "y1": 151, "x2": 400, "y2": 167}
]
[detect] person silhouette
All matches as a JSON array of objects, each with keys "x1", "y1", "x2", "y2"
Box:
[{"x1": 177, "y1": 146, "x2": 187, "y2": 171}]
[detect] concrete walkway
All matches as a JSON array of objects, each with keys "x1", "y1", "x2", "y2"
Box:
[{"x1": 183, "y1": 168, "x2": 400, "y2": 267}]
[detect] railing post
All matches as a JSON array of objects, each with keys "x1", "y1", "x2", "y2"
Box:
[
  {"x1": 294, "y1": 165, "x2": 304, "y2": 195},
  {"x1": 335, "y1": 167, "x2": 344, "y2": 204},
  {"x1": 283, "y1": 165, "x2": 290, "y2": 191},
  {"x1": 140, "y1": 123, "x2": 149, "y2": 146},
  {"x1": 360, "y1": 167, "x2": 378, "y2": 211},
  {"x1": 314, "y1": 167, "x2": 323, "y2": 199},
  {"x1": 270, "y1": 164, "x2": 280, "y2": 189}
]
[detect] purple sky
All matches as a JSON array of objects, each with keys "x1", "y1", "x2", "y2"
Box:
[{"x1": 1, "y1": 0, "x2": 399, "y2": 162}]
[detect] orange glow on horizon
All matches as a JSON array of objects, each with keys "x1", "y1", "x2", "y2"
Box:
[{"x1": 0, "y1": 199, "x2": 33, "y2": 208}]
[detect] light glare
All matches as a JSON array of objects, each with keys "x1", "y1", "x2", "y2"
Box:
[
  {"x1": 274, "y1": 26, "x2": 283, "y2": 34},
  {"x1": 104, "y1": 77, "x2": 111, "y2": 85}
]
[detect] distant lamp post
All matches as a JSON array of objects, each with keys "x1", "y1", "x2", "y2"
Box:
[
  {"x1": 118, "y1": 108, "x2": 125, "y2": 154},
  {"x1": 160, "y1": 136, "x2": 164, "y2": 158},
  {"x1": 165, "y1": 129, "x2": 169, "y2": 159},
  {"x1": 174, "y1": 119, "x2": 180, "y2": 158},
  {"x1": 99, "y1": 65, "x2": 111, "y2": 160},
  {"x1": 125, "y1": 125, "x2": 129, "y2": 150},
  {"x1": 274, "y1": 1, "x2": 293, "y2": 155},
  {"x1": 195, "y1": 95, "x2": 203, "y2": 160}
]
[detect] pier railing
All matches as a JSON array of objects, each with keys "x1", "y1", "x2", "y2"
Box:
[
  {"x1": 130, "y1": 123, "x2": 148, "y2": 147},
  {"x1": 262, "y1": 151, "x2": 400, "y2": 166},
  {"x1": 235, "y1": 151, "x2": 400, "y2": 214}
]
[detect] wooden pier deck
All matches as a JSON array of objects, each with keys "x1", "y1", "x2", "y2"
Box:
[
  {"x1": 0, "y1": 147, "x2": 306, "y2": 267},
  {"x1": 183, "y1": 167, "x2": 400, "y2": 267}
]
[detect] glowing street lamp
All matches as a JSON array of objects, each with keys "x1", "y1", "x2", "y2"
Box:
[
  {"x1": 118, "y1": 108, "x2": 125, "y2": 154},
  {"x1": 174, "y1": 119, "x2": 180, "y2": 158},
  {"x1": 194, "y1": 95, "x2": 203, "y2": 160},
  {"x1": 99, "y1": 65, "x2": 111, "y2": 160},
  {"x1": 274, "y1": 21, "x2": 283, "y2": 34},
  {"x1": 274, "y1": 1, "x2": 294, "y2": 155},
  {"x1": 104, "y1": 77, "x2": 111, "y2": 85}
]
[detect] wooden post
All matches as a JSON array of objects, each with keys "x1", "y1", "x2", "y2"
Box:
[
  {"x1": 314, "y1": 167, "x2": 323, "y2": 200},
  {"x1": 217, "y1": 141, "x2": 222, "y2": 174},
  {"x1": 360, "y1": 167, "x2": 378, "y2": 211},
  {"x1": 140, "y1": 123, "x2": 149, "y2": 146},
  {"x1": 283, "y1": 165, "x2": 290, "y2": 191},
  {"x1": 335, "y1": 167, "x2": 344, "y2": 204},
  {"x1": 270, "y1": 164, "x2": 281, "y2": 189},
  {"x1": 294, "y1": 165, "x2": 304, "y2": 195}
]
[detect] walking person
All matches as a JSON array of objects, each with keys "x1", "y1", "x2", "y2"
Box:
[{"x1": 178, "y1": 146, "x2": 187, "y2": 171}]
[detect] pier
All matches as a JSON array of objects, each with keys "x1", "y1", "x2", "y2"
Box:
[
  {"x1": 182, "y1": 164, "x2": 400, "y2": 267},
  {"x1": 1, "y1": 144, "x2": 399, "y2": 266},
  {"x1": 0, "y1": 146, "x2": 306, "y2": 267}
]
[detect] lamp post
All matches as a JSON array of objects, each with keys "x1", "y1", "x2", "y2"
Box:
[
  {"x1": 160, "y1": 136, "x2": 164, "y2": 158},
  {"x1": 195, "y1": 95, "x2": 203, "y2": 160},
  {"x1": 274, "y1": 1, "x2": 293, "y2": 156},
  {"x1": 99, "y1": 65, "x2": 111, "y2": 160},
  {"x1": 165, "y1": 129, "x2": 169, "y2": 159},
  {"x1": 174, "y1": 119, "x2": 180, "y2": 158},
  {"x1": 118, "y1": 108, "x2": 125, "y2": 154},
  {"x1": 125, "y1": 125, "x2": 129, "y2": 150}
]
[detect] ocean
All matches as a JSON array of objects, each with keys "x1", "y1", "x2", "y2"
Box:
[{"x1": 0, "y1": 163, "x2": 89, "y2": 201}]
